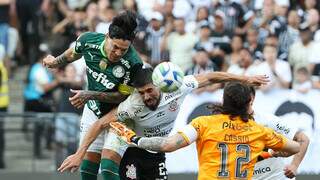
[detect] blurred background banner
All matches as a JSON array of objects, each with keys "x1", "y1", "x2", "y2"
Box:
[{"x1": 166, "y1": 89, "x2": 320, "y2": 174}]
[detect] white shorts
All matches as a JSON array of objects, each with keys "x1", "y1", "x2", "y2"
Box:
[
  {"x1": 253, "y1": 158, "x2": 295, "y2": 180},
  {"x1": 79, "y1": 105, "x2": 128, "y2": 156}
]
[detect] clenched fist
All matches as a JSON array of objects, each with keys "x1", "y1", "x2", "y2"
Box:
[{"x1": 42, "y1": 55, "x2": 57, "y2": 68}]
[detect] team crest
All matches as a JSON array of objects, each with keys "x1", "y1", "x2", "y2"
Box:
[
  {"x1": 112, "y1": 65, "x2": 125, "y2": 78},
  {"x1": 99, "y1": 60, "x2": 108, "y2": 70},
  {"x1": 169, "y1": 99, "x2": 178, "y2": 112},
  {"x1": 126, "y1": 164, "x2": 137, "y2": 179}
]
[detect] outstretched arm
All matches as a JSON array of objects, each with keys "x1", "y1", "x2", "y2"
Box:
[
  {"x1": 284, "y1": 131, "x2": 309, "y2": 178},
  {"x1": 110, "y1": 122, "x2": 191, "y2": 153},
  {"x1": 69, "y1": 90, "x2": 128, "y2": 109},
  {"x1": 137, "y1": 133, "x2": 189, "y2": 152},
  {"x1": 43, "y1": 47, "x2": 82, "y2": 68},
  {"x1": 194, "y1": 72, "x2": 269, "y2": 88},
  {"x1": 58, "y1": 108, "x2": 118, "y2": 172}
]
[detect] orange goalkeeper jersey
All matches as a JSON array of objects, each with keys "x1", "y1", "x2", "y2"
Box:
[{"x1": 182, "y1": 114, "x2": 287, "y2": 180}]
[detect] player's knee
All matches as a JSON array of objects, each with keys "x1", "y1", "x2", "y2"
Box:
[{"x1": 102, "y1": 149, "x2": 122, "y2": 164}]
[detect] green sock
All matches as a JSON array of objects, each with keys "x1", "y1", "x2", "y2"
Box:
[
  {"x1": 80, "y1": 159, "x2": 100, "y2": 180},
  {"x1": 101, "y1": 159, "x2": 120, "y2": 180}
]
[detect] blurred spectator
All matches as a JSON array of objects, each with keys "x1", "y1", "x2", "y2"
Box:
[
  {"x1": 85, "y1": 1, "x2": 99, "y2": 32},
  {"x1": 289, "y1": 26, "x2": 320, "y2": 71},
  {"x1": 0, "y1": 54, "x2": 9, "y2": 168},
  {"x1": 305, "y1": 9, "x2": 319, "y2": 37},
  {"x1": 227, "y1": 48, "x2": 256, "y2": 76},
  {"x1": 284, "y1": 10, "x2": 301, "y2": 47},
  {"x1": 210, "y1": 10, "x2": 231, "y2": 52},
  {"x1": 123, "y1": 0, "x2": 148, "y2": 33},
  {"x1": 161, "y1": 17, "x2": 197, "y2": 72},
  {"x1": 162, "y1": 0, "x2": 174, "y2": 23},
  {"x1": 210, "y1": 11, "x2": 230, "y2": 70},
  {"x1": 95, "y1": 7, "x2": 115, "y2": 33},
  {"x1": 264, "y1": 35, "x2": 288, "y2": 60},
  {"x1": 55, "y1": 63, "x2": 83, "y2": 167},
  {"x1": 293, "y1": 67, "x2": 312, "y2": 94},
  {"x1": 228, "y1": 35, "x2": 243, "y2": 65},
  {"x1": 252, "y1": 45, "x2": 292, "y2": 92},
  {"x1": 193, "y1": 22, "x2": 214, "y2": 53},
  {"x1": 144, "y1": 12, "x2": 165, "y2": 66},
  {"x1": 186, "y1": 48, "x2": 220, "y2": 94},
  {"x1": 186, "y1": 48, "x2": 218, "y2": 75},
  {"x1": 212, "y1": 0, "x2": 251, "y2": 34},
  {"x1": 186, "y1": 6, "x2": 211, "y2": 33},
  {"x1": 23, "y1": 49, "x2": 60, "y2": 158},
  {"x1": 52, "y1": 9, "x2": 88, "y2": 55},
  {"x1": 57, "y1": 0, "x2": 90, "y2": 17},
  {"x1": 255, "y1": 0, "x2": 286, "y2": 45},
  {"x1": 244, "y1": 28, "x2": 263, "y2": 60},
  {"x1": 0, "y1": 0, "x2": 18, "y2": 73},
  {"x1": 16, "y1": 0, "x2": 47, "y2": 64}
]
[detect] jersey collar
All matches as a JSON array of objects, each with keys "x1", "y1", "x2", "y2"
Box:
[{"x1": 100, "y1": 40, "x2": 107, "y2": 58}]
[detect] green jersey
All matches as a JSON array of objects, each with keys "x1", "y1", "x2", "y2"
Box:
[{"x1": 74, "y1": 32, "x2": 143, "y2": 117}]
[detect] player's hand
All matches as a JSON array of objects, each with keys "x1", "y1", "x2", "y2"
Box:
[
  {"x1": 110, "y1": 122, "x2": 137, "y2": 144},
  {"x1": 42, "y1": 55, "x2": 57, "y2": 68},
  {"x1": 246, "y1": 75, "x2": 269, "y2": 86},
  {"x1": 57, "y1": 154, "x2": 82, "y2": 173},
  {"x1": 283, "y1": 164, "x2": 297, "y2": 179},
  {"x1": 69, "y1": 89, "x2": 89, "y2": 109}
]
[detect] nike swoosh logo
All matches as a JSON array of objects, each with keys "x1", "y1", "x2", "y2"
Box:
[{"x1": 141, "y1": 113, "x2": 150, "y2": 119}]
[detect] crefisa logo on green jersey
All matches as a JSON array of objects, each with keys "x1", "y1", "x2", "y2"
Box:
[{"x1": 87, "y1": 66, "x2": 116, "y2": 89}]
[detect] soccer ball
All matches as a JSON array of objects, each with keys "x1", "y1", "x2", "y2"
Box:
[{"x1": 152, "y1": 62, "x2": 184, "y2": 92}]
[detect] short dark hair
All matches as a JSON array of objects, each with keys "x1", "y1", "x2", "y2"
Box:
[
  {"x1": 209, "y1": 82, "x2": 253, "y2": 122},
  {"x1": 296, "y1": 67, "x2": 309, "y2": 75},
  {"x1": 131, "y1": 68, "x2": 154, "y2": 88},
  {"x1": 108, "y1": 10, "x2": 137, "y2": 41}
]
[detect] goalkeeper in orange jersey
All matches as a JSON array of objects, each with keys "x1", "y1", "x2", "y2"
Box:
[{"x1": 110, "y1": 82, "x2": 300, "y2": 180}]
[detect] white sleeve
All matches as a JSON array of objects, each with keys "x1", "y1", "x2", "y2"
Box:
[
  {"x1": 177, "y1": 125, "x2": 198, "y2": 144},
  {"x1": 180, "y1": 75, "x2": 199, "y2": 95},
  {"x1": 255, "y1": 112, "x2": 296, "y2": 139}
]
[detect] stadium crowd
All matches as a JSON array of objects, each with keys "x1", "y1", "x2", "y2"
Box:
[{"x1": 0, "y1": 0, "x2": 320, "y2": 169}]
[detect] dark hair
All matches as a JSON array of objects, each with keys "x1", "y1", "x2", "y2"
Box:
[
  {"x1": 108, "y1": 10, "x2": 137, "y2": 41},
  {"x1": 131, "y1": 67, "x2": 153, "y2": 88},
  {"x1": 296, "y1": 67, "x2": 309, "y2": 75},
  {"x1": 209, "y1": 82, "x2": 253, "y2": 122}
]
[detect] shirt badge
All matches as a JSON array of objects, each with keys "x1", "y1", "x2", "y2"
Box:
[
  {"x1": 112, "y1": 65, "x2": 125, "y2": 78},
  {"x1": 126, "y1": 164, "x2": 137, "y2": 179},
  {"x1": 99, "y1": 59, "x2": 108, "y2": 70}
]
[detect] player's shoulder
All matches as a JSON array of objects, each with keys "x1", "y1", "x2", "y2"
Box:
[
  {"x1": 124, "y1": 90, "x2": 145, "y2": 107},
  {"x1": 122, "y1": 45, "x2": 143, "y2": 65}
]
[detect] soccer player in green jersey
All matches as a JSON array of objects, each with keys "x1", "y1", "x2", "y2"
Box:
[{"x1": 43, "y1": 11, "x2": 142, "y2": 180}]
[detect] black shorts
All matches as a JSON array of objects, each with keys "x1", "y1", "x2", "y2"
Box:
[{"x1": 119, "y1": 147, "x2": 168, "y2": 180}]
